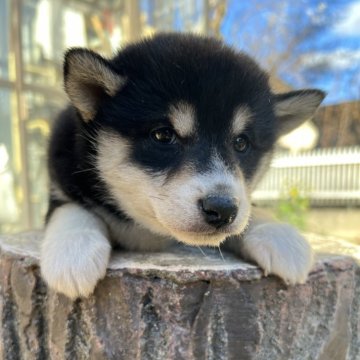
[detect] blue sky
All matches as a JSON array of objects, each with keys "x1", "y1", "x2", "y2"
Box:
[{"x1": 221, "y1": 0, "x2": 360, "y2": 104}]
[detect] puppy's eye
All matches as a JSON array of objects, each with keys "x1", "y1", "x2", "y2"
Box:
[
  {"x1": 234, "y1": 135, "x2": 250, "y2": 153},
  {"x1": 150, "y1": 127, "x2": 177, "y2": 145}
]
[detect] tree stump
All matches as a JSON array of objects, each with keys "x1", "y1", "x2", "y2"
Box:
[{"x1": 0, "y1": 231, "x2": 359, "y2": 360}]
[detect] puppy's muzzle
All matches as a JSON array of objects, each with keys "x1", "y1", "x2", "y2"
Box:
[{"x1": 200, "y1": 195, "x2": 238, "y2": 229}]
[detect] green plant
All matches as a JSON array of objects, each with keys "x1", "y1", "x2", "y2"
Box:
[{"x1": 275, "y1": 184, "x2": 310, "y2": 230}]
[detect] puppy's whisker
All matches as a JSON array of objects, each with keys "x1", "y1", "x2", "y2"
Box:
[
  {"x1": 218, "y1": 246, "x2": 225, "y2": 262},
  {"x1": 72, "y1": 168, "x2": 97, "y2": 175},
  {"x1": 197, "y1": 246, "x2": 207, "y2": 258},
  {"x1": 78, "y1": 133, "x2": 96, "y2": 143},
  {"x1": 149, "y1": 195, "x2": 168, "y2": 200}
]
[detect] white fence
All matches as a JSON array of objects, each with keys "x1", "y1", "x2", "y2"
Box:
[{"x1": 252, "y1": 146, "x2": 360, "y2": 206}]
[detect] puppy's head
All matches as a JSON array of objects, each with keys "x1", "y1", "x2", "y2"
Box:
[{"x1": 64, "y1": 34, "x2": 325, "y2": 246}]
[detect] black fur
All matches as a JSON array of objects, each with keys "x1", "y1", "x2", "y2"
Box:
[{"x1": 47, "y1": 34, "x2": 286, "y2": 222}]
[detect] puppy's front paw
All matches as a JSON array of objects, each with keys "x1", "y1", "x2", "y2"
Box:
[
  {"x1": 41, "y1": 230, "x2": 111, "y2": 299},
  {"x1": 242, "y1": 223, "x2": 313, "y2": 284}
]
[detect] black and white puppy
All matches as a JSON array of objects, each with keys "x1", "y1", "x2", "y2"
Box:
[{"x1": 42, "y1": 33, "x2": 325, "y2": 299}]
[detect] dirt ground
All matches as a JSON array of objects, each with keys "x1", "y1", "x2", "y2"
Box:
[{"x1": 305, "y1": 208, "x2": 360, "y2": 244}]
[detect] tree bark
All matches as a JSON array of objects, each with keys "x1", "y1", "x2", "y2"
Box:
[{"x1": 0, "y1": 231, "x2": 359, "y2": 360}]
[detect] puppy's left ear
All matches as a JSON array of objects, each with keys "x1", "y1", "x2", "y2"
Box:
[
  {"x1": 64, "y1": 48, "x2": 125, "y2": 122},
  {"x1": 274, "y1": 89, "x2": 326, "y2": 136}
]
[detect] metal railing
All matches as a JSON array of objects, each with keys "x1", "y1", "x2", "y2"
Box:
[{"x1": 252, "y1": 146, "x2": 360, "y2": 206}]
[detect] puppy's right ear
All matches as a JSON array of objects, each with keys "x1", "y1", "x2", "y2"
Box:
[
  {"x1": 64, "y1": 49, "x2": 125, "y2": 122},
  {"x1": 274, "y1": 89, "x2": 325, "y2": 136}
]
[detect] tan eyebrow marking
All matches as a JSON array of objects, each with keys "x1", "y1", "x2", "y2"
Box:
[
  {"x1": 168, "y1": 102, "x2": 196, "y2": 137},
  {"x1": 232, "y1": 106, "x2": 252, "y2": 135}
]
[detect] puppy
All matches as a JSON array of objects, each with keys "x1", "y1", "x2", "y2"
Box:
[{"x1": 41, "y1": 33, "x2": 325, "y2": 299}]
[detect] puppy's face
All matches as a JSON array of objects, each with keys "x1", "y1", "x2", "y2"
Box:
[
  {"x1": 95, "y1": 104, "x2": 253, "y2": 246},
  {"x1": 64, "y1": 34, "x2": 324, "y2": 246}
]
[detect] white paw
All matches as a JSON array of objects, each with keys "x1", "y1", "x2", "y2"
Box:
[
  {"x1": 40, "y1": 230, "x2": 111, "y2": 299},
  {"x1": 242, "y1": 223, "x2": 314, "y2": 284}
]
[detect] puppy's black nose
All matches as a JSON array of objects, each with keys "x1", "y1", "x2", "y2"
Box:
[{"x1": 200, "y1": 195, "x2": 238, "y2": 228}]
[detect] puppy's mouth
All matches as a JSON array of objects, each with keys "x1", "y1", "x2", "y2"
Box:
[
  {"x1": 164, "y1": 219, "x2": 249, "y2": 247},
  {"x1": 171, "y1": 230, "x2": 229, "y2": 246},
  {"x1": 178, "y1": 225, "x2": 235, "y2": 236}
]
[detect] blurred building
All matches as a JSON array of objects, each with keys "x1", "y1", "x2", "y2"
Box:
[
  {"x1": 0, "y1": 0, "x2": 223, "y2": 233},
  {"x1": 314, "y1": 101, "x2": 360, "y2": 148}
]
